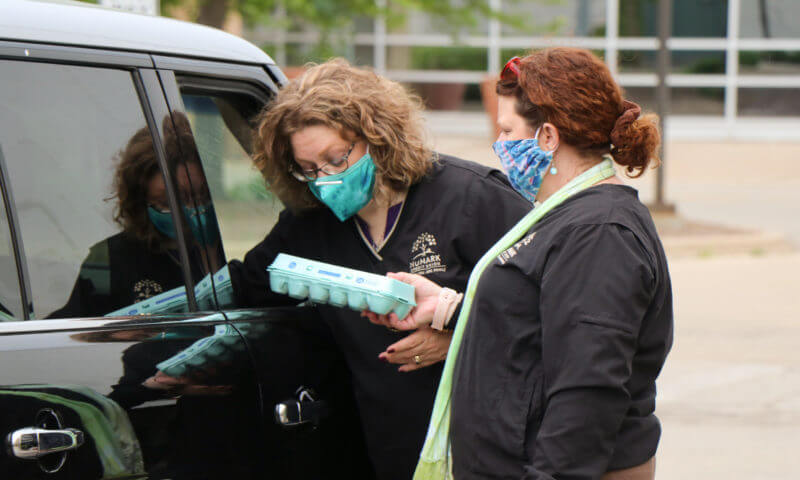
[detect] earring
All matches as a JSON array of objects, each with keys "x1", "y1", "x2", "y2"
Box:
[{"x1": 547, "y1": 145, "x2": 558, "y2": 175}]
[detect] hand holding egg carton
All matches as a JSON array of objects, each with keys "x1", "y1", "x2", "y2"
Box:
[{"x1": 267, "y1": 254, "x2": 416, "y2": 320}]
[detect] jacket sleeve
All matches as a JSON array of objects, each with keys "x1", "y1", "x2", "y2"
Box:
[
  {"x1": 448, "y1": 170, "x2": 530, "y2": 328},
  {"x1": 48, "y1": 241, "x2": 111, "y2": 318},
  {"x1": 524, "y1": 223, "x2": 655, "y2": 480},
  {"x1": 227, "y1": 209, "x2": 306, "y2": 309}
]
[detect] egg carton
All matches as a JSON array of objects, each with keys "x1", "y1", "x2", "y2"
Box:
[
  {"x1": 106, "y1": 265, "x2": 234, "y2": 317},
  {"x1": 195, "y1": 265, "x2": 235, "y2": 310},
  {"x1": 106, "y1": 284, "x2": 190, "y2": 317},
  {"x1": 267, "y1": 253, "x2": 416, "y2": 320},
  {"x1": 156, "y1": 324, "x2": 245, "y2": 378}
]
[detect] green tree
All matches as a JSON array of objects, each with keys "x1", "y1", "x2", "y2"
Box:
[
  {"x1": 77, "y1": 0, "x2": 561, "y2": 64},
  {"x1": 160, "y1": 0, "x2": 533, "y2": 33}
]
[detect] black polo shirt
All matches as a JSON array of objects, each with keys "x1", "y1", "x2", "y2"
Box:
[
  {"x1": 229, "y1": 154, "x2": 531, "y2": 480},
  {"x1": 451, "y1": 184, "x2": 674, "y2": 480}
]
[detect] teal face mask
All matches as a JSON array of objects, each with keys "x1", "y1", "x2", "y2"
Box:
[
  {"x1": 147, "y1": 203, "x2": 220, "y2": 246},
  {"x1": 307, "y1": 152, "x2": 376, "y2": 222}
]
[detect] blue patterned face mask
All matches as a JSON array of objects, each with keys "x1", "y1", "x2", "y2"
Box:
[
  {"x1": 308, "y1": 150, "x2": 376, "y2": 222},
  {"x1": 492, "y1": 127, "x2": 555, "y2": 203}
]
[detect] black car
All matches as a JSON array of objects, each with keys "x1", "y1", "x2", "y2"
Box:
[{"x1": 0, "y1": 1, "x2": 371, "y2": 478}]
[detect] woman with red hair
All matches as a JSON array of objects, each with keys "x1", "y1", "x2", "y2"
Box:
[{"x1": 367, "y1": 47, "x2": 673, "y2": 480}]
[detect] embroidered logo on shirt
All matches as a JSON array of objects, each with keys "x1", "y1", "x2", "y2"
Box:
[
  {"x1": 133, "y1": 279, "x2": 164, "y2": 302},
  {"x1": 497, "y1": 232, "x2": 537, "y2": 264},
  {"x1": 410, "y1": 232, "x2": 447, "y2": 275}
]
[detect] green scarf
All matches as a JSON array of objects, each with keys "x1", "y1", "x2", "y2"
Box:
[{"x1": 414, "y1": 158, "x2": 616, "y2": 479}]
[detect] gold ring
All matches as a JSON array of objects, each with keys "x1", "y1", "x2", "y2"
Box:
[
  {"x1": 414, "y1": 355, "x2": 422, "y2": 365},
  {"x1": 388, "y1": 327, "x2": 399, "y2": 332}
]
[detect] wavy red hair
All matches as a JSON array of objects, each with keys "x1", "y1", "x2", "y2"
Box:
[{"x1": 497, "y1": 47, "x2": 660, "y2": 177}]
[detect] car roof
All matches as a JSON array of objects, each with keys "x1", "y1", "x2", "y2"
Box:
[{"x1": 0, "y1": 0, "x2": 275, "y2": 65}]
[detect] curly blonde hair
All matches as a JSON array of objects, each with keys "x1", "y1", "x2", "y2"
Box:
[
  {"x1": 111, "y1": 114, "x2": 199, "y2": 251},
  {"x1": 253, "y1": 59, "x2": 434, "y2": 211}
]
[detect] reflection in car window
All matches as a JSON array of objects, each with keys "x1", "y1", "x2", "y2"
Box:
[
  {"x1": 0, "y1": 155, "x2": 22, "y2": 320},
  {"x1": 0, "y1": 60, "x2": 207, "y2": 318},
  {"x1": 180, "y1": 91, "x2": 282, "y2": 262}
]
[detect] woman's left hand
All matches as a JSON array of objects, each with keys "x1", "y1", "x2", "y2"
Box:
[
  {"x1": 378, "y1": 326, "x2": 453, "y2": 372},
  {"x1": 362, "y1": 272, "x2": 443, "y2": 331}
]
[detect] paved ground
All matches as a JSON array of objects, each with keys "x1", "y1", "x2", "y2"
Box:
[
  {"x1": 659, "y1": 253, "x2": 800, "y2": 479},
  {"x1": 426, "y1": 113, "x2": 800, "y2": 479}
]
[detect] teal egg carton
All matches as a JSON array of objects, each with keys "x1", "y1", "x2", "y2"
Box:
[
  {"x1": 156, "y1": 324, "x2": 245, "y2": 378},
  {"x1": 267, "y1": 253, "x2": 416, "y2": 320}
]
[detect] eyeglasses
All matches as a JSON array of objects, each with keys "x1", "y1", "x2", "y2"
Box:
[
  {"x1": 147, "y1": 201, "x2": 212, "y2": 214},
  {"x1": 290, "y1": 141, "x2": 356, "y2": 182},
  {"x1": 500, "y1": 56, "x2": 522, "y2": 81}
]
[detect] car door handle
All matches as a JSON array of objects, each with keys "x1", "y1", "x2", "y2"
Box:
[
  {"x1": 6, "y1": 427, "x2": 85, "y2": 459},
  {"x1": 274, "y1": 386, "x2": 330, "y2": 428},
  {"x1": 275, "y1": 399, "x2": 330, "y2": 427}
]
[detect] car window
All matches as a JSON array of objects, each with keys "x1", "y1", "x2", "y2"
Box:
[
  {"x1": 0, "y1": 159, "x2": 22, "y2": 320},
  {"x1": 0, "y1": 60, "x2": 206, "y2": 319},
  {"x1": 179, "y1": 90, "x2": 282, "y2": 263}
]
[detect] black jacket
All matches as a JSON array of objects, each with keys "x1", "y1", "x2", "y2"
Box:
[
  {"x1": 451, "y1": 184, "x2": 674, "y2": 480},
  {"x1": 50, "y1": 231, "x2": 221, "y2": 319},
  {"x1": 51, "y1": 232, "x2": 187, "y2": 318},
  {"x1": 229, "y1": 155, "x2": 531, "y2": 480}
]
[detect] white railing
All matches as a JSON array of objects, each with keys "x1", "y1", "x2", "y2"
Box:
[{"x1": 257, "y1": 0, "x2": 800, "y2": 140}]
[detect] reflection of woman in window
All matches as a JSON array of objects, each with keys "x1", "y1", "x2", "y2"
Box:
[{"x1": 51, "y1": 115, "x2": 221, "y2": 318}]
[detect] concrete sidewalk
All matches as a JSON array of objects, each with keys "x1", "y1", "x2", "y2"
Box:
[{"x1": 658, "y1": 254, "x2": 800, "y2": 479}]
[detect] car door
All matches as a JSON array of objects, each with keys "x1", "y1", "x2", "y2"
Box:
[
  {"x1": 0, "y1": 45, "x2": 263, "y2": 479},
  {"x1": 153, "y1": 58, "x2": 376, "y2": 478}
]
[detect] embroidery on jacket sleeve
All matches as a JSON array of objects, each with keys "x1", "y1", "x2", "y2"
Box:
[{"x1": 497, "y1": 232, "x2": 536, "y2": 264}]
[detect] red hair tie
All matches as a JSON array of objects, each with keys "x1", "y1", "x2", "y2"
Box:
[{"x1": 610, "y1": 100, "x2": 642, "y2": 147}]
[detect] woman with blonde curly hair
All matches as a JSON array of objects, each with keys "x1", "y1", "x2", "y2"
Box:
[{"x1": 227, "y1": 59, "x2": 530, "y2": 479}]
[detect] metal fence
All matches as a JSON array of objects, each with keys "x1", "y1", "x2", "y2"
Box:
[{"x1": 257, "y1": 0, "x2": 800, "y2": 140}]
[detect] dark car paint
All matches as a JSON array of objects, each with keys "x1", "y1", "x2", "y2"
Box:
[
  {"x1": 0, "y1": 314, "x2": 259, "y2": 479},
  {"x1": 0, "y1": 40, "x2": 372, "y2": 478}
]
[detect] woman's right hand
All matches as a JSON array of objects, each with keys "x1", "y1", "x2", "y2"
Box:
[{"x1": 362, "y1": 272, "x2": 441, "y2": 331}]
